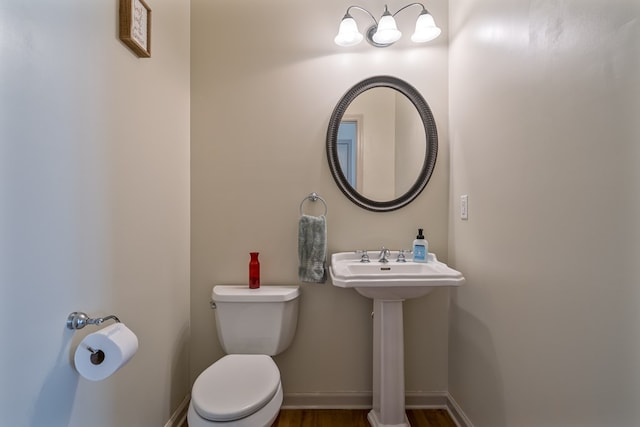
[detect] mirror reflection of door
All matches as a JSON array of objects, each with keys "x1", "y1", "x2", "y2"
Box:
[
  {"x1": 337, "y1": 115, "x2": 364, "y2": 192},
  {"x1": 337, "y1": 121, "x2": 356, "y2": 187}
]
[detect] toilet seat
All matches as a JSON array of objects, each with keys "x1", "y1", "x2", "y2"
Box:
[{"x1": 191, "y1": 354, "x2": 281, "y2": 422}]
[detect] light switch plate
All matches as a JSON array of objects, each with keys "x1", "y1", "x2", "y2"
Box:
[{"x1": 460, "y1": 195, "x2": 468, "y2": 220}]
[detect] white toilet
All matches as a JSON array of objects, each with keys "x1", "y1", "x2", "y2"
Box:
[{"x1": 187, "y1": 285, "x2": 300, "y2": 427}]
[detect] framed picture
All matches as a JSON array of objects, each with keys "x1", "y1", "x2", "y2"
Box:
[{"x1": 119, "y1": 0, "x2": 151, "y2": 58}]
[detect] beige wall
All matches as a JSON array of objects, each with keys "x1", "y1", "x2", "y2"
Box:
[
  {"x1": 191, "y1": 0, "x2": 451, "y2": 401},
  {"x1": 6, "y1": 1, "x2": 638, "y2": 425},
  {"x1": 6, "y1": 1, "x2": 637, "y2": 425},
  {"x1": 448, "y1": 0, "x2": 640, "y2": 425},
  {"x1": 0, "y1": 1, "x2": 190, "y2": 425}
]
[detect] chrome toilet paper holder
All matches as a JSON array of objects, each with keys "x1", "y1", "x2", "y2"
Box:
[{"x1": 66, "y1": 311, "x2": 121, "y2": 330}]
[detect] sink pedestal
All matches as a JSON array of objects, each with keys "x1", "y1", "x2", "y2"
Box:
[
  {"x1": 368, "y1": 299, "x2": 410, "y2": 427},
  {"x1": 329, "y1": 251, "x2": 465, "y2": 427}
]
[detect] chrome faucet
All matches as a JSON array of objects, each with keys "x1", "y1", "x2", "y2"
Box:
[
  {"x1": 356, "y1": 250, "x2": 370, "y2": 263},
  {"x1": 396, "y1": 249, "x2": 411, "y2": 262},
  {"x1": 378, "y1": 247, "x2": 391, "y2": 263}
]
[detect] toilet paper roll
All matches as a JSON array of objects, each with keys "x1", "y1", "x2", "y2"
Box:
[{"x1": 74, "y1": 323, "x2": 138, "y2": 381}]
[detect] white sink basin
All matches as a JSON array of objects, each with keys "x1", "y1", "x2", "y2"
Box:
[{"x1": 329, "y1": 251, "x2": 464, "y2": 300}]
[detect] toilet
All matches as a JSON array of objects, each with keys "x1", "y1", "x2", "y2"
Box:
[{"x1": 187, "y1": 285, "x2": 300, "y2": 427}]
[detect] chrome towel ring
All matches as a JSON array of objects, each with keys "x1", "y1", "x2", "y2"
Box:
[{"x1": 299, "y1": 192, "x2": 328, "y2": 216}]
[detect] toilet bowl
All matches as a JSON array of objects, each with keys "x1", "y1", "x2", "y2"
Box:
[
  {"x1": 187, "y1": 286, "x2": 300, "y2": 427},
  {"x1": 188, "y1": 355, "x2": 283, "y2": 427}
]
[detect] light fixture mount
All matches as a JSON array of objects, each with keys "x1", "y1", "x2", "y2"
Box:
[{"x1": 334, "y1": 3, "x2": 441, "y2": 48}]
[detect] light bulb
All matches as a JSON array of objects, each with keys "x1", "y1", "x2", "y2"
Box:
[
  {"x1": 334, "y1": 16, "x2": 363, "y2": 47},
  {"x1": 372, "y1": 10, "x2": 401, "y2": 45},
  {"x1": 411, "y1": 11, "x2": 441, "y2": 43}
]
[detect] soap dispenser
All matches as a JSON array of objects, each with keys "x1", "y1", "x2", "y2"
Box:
[{"x1": 412, "y1": 228, "x2": 428, "y2": 263}]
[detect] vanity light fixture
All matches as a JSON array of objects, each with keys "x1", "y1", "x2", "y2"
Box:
[{"x1": 334, "y1": 3, "x2": 441, "y2": 48}]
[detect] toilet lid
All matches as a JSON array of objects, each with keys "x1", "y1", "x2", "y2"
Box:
[{"x1": 192, "y1": 354, "x2": 281, "y2": 422}]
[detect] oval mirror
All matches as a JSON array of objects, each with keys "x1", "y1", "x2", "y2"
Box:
[{"x1": 326, "y1": 76, "x2": 438, "y2": 212}]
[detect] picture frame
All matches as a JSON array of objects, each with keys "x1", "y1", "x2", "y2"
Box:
[{"x1": 119, "y1": 0, "x2": 151, "y2": 58}]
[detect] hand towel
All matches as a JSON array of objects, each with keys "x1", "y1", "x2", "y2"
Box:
[{"x1": 298, "y1": 214, "x2": 327, "y2": 283}]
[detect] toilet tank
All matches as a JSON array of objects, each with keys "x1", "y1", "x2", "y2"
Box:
[{"x1": 211, "y1": 285, "x2": 300, "y2": 356}]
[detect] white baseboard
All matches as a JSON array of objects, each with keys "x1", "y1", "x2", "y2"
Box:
[
  {"x1": 405, "y1": 391, "x2": 450, "y2": 408},
  {"x1": 283, "y1": 391, "x2": 473, "y2": 427},
  {"x1": 282, "y1": 391, "x2": 449, "y2": 409},
  {"x1": 174, "y1": 391, "x2": 473, "y2": 427},
  {"x1": 164, "y1": 394, "x2": 190, "y2": 427},
  {"x1": 445, "y1": 392, "x2": 475, "y2": 427},
  {"x1": 282, "y1": 391, "x2": 373, "y2": 409}
]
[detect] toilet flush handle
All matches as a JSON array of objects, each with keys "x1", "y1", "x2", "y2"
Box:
[{"x1": 210, "y1": 300, "x2": 217, "y2": 309}]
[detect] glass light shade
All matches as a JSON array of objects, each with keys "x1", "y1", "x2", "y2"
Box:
[
  {"x1": 334, "y1": 16, "x2": 364, "y2": 46},
  {"x1": 372, "y1": 14, "x2": 401, "y2": 45},
  {"x1": 411, "y1": 12, "x2": 441, "y2": 43}
]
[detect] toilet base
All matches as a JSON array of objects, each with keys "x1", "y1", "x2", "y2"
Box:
[{"x1": 187, "y1": 383, "x2": 282, "y2": 427}]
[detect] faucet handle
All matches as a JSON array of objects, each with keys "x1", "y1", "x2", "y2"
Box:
[
  {"x1": 355, "y1": 250, "x2": 370, "y2": 263},
  {"x1": 397, "y1": 249, "x2": 412, "y2": 262}
]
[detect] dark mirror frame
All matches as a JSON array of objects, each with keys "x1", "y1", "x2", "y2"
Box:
[{"x1": 326, "y1": 75, "x2": 438, "y2": 212}]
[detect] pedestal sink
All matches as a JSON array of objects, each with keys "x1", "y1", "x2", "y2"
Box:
[{"x1": 329, "y1": 251, "x2": 464, "y2": 427}]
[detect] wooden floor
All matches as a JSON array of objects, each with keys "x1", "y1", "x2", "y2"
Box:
[{"x1": 184, "y1": 409, "x2": 457, "y2": 427}]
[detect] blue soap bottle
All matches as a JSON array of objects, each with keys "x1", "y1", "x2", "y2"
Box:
[{"x1": 412, "y1": 228, "x2": 428, "y2": 262}]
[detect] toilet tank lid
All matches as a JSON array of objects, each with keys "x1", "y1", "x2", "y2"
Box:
[{"x1": 212, "y1": 285, "x2": 300, "y2": 302}]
